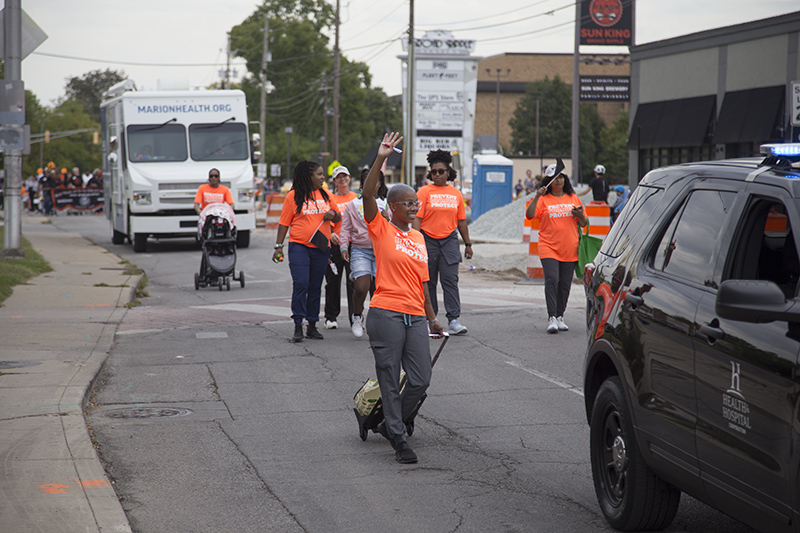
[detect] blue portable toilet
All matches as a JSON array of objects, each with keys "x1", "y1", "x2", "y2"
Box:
[{"x1": 471, "y1": 153, "x2": 514, "y2": 221}]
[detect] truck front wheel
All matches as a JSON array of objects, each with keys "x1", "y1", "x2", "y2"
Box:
[
  {"x1": 236, "y1": 230, "x2": 250, "y2": 248},
  {"x1": 133, "y1": 233, "x2": 148, "y2": 253},
  {"x1": 112, "y1": 230, "x2": 126, "y2": 245}
]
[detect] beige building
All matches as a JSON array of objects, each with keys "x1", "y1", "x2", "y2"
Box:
[{"x1": 475, "y1": 53, "x2": 630, "y2": 153}]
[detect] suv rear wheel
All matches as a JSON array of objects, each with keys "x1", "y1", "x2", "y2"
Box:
[{"x1": 590, "y1": 376, "x2": 680, "y2": 530}]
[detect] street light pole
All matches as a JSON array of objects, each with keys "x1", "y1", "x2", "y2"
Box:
[
  {"x1": 487, "y1": 68, "x2": 510, "y2": 153},
  {"x1": 39, "y1": 113, "x2": 64, "y2": 169},
  {"x1": 285, "y1": 127, "x2": 293, "y2": 183}
]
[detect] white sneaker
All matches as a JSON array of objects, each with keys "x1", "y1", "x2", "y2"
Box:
[
  {"x1": 547, "y1": 316, "x2": 559, "y2": 334},
  {"x1": 325, "y1": 319, "x2": 338, "y2": 329},
  {"x1": 448, "y1": 319, "x2": 468, "y2": 335},
  {"x1": 556, "y1": 316, "x2": 569, "y2": 331},
  {"x1": 351, "y1": 315, "x2": 364, "y2": 338}
]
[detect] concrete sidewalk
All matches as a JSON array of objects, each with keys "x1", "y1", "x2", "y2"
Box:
[{"x1": 0, "y1": 218, "x2": 136, "y2": 533}]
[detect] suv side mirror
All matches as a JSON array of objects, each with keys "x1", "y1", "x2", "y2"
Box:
[{"x1": 716, "y1": 279, "x2": 800, "y2": 323}]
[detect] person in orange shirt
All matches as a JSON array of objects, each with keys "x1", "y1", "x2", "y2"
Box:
[
  {"x1": 194, "y1": 168, "x2": 233, "y2": 213},
  {"x1": 272, "y1": 161, "x2": 341, "y2": 342},
  {"x1": 324, "y1": 165, "x2": 358, "y2": 330},
  {"x1": 412, "y1": 149, "x2": 472, "y2": 335},
  {"x1": 525, "y1": 158, "x2": 587, "y2": 333},
  {"x1": 362, "y1": 133, "x2": 443, "y2": 465}
]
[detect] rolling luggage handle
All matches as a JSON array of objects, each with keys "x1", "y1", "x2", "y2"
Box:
[{"x1": 398, "y1": 332, "x2": 449, "y2": 391}]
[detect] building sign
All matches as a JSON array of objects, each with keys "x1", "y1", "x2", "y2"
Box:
[
  {"x1": 401, "y1": 31, "x2": 480, "y2": 181},
  {"x1": 580, "y1": 0, "x2": 632, "y2": 46},
  {"x1": 791, "y1": 81, "x2": 800, "y2": 127},
  {"x1": 580, "y1": 76, "x2": 630, "y2": 101}
]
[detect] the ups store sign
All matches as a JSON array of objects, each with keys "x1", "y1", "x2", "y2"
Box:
[{"x1": 580, "y1": 0, "x2": 633, "y2": 47}]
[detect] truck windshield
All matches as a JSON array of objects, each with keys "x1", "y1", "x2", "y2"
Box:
[
  {"x1": 127, "y1": 124, "x2": 188, "y2": 162},
  {"x1": 189, "y1": 123, "x2": 249, "y2": 161}
]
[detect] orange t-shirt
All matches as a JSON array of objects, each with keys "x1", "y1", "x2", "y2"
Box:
[
  {"x1": 331, "y1": 191, "x2": 357, "y2": 235},
  {"x1": 416, "y1": 184, "x2": 466, "y2": 239},
  {"x1": 195, "y1": 184, "x2": 233, "y2": 210},
  {"x1": 529, "y1": 193, "x2": 583, "y2": 262},
  {"x1": 367, "y1": 214, "x2": 429, "y2": 316},
  {"x1": 279, "y1": 189, "x2": 340, "y2": 246}
]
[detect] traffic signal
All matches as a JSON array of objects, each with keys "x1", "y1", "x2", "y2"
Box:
[
  {"x1": 44, "y1": 130, "x2": 50, "y2": 143},
  {"x1": 93, "y1": 131, "x2": 99, "y2": 144}
]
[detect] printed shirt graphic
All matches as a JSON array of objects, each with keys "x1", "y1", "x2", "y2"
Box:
[
  {"x1": 194, "y1": 184, "x2": 233, "y2": 210},
  {"x1": 279, "y1": 189, "x2": 339, "y2": 246},
  {"x1": 417, "y1": 184, "x2": 466, "y2": 239},
  {"x1": 532, "y1": 193, "x2": 583, "y2": 262},
  {"x1": 331, "y1": 191, "x2": 357, "y2": 235},
  {"x1": 367, "y1": 214, "x2": 429, "y2": 315}
]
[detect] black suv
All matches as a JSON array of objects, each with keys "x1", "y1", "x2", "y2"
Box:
[{"x1": 583, "y1": 145, "x2": 800, "y2": 532}]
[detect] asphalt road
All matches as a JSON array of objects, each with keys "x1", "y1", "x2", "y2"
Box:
[{"x1": 52, "y1": 215, "x2": 754, "y2": 533}]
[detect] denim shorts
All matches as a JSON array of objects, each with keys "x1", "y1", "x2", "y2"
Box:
[{"x1": 349, "y1": 246, "x2": 376, "y2": 280}]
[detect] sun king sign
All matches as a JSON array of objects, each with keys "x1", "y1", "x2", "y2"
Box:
[{"x1": 580, "y1": 0, "x2": 633, "y2": 47}]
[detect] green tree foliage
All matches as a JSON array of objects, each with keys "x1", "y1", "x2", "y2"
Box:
[
  {"x1": 510, "y1": 76, "x2": 621, "y2": 182},
  {"x1": 598, "y1": 111, "x2": 630, "y2": 184},
  {"x1": 35, "y1": 100, "x2": 100, "y2": 175},
  {"x1": 230, "y1": 0, "x2": 401, "y2": 178},
  {"x1": 64, "y1": 69, "x2": 127, "y2": 122}
]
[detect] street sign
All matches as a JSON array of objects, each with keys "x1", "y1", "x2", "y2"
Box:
[
  {"x1": 791, "y1": 81, "x2": 800, "y2": 127},
  {"x1": 327, "y1": 160, "x2": 341, "y2": 176},
  {"x1": 256, "y1": 163, "x2": 267, "y2": 178},
  {"x1": 0, "y1": 9, "x2": 48, "y2": 60},
  {"x1": 270, "y1": 164, "x2": 282, "y2": 177},
  {"x1": 0, "y1": 126, "x2": 24, "y2": 150}
]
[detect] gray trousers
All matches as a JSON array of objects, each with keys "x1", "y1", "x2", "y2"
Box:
[
  {"x1": 423, "y1": 231, "x2": 462, "y2": 321},
  {"x1": 366, "y1": 307, "x2": 432, "y2": 444},
  {"x1": 541, "y1": 258, "x2": 576, "y2": 318}
]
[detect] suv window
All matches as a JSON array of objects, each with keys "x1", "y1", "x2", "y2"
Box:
[
  {"x1": 651, "y1": 190, "x2": 737, "y2": 283},
  {"x1": 602, "y1": 185, "x2": 663, "y2": 258},
  {"x1": 724, "y1": 198, "x2": 799, "y2": 298}
]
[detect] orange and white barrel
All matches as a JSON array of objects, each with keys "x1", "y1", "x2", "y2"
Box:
[
  {"x1": 585, "y1": 201, "x2": 611, "y2": 241},
  {"x1": 266, "y1": 193, "x2": 285, "y2": 229},
  {"x1": 517, "y1": 199, "x2": 544, "y2": 284}
]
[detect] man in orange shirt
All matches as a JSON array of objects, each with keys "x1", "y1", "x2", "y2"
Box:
[{"x1": 194, "y1": 168, "x2": 233, "y2": 213}]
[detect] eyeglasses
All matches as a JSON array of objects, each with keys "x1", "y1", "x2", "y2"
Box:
[
  {"x1": 430, "y1": 168, "x2": 448, "y2": 176},
  {"x1": 209, "y1": 174, "x2": 220, "y2": 178},
  {"x1": 392, "y1": 200, "x2": 421, "y2": 209}
]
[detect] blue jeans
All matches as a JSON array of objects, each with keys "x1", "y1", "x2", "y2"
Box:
[{"x1": 288, "y1": 242, "x2": 330, "y2": 324}]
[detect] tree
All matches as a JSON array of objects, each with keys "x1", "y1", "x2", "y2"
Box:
[
  {"x1": 229, "y1": 0, "x2": 401, "y2": 177},
  {"x1": 598, "y1": 111, "x2": 630, "y2": 184},
  {"x1": 33, "y1": 100, "x2": 101, "y2": 176},
  {"x1": 64, "y1": 69, "x2": 127, "y2": 122},
  {"x1": 510, "y1": 76, "x2": 624, "y2": 182}
]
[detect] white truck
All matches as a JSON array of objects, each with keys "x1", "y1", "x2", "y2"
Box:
[{"x1": 100, "y1": 80, "x2": 256, "y2": 252}]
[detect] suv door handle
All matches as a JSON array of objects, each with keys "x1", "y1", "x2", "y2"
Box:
[
  {"x1": 700, "y1": 322, "x2": 725, "y2": 341},
  {"x1": 624, "y1": 293, "x2": 644, "y2": 307}
]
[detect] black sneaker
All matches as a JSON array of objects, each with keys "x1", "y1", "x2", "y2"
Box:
[
  {"x1": 292, "y1": 323, "x2": 304, "y2": 343},
  {"x1": 395, "y1": 441, "x2": 418, "y2": 464},
  {"x1": 376, "y1": 421, "x2": 396, "y2": 450},
  {"x1": 306, "y1": 323, "x2": 324, "y2": 340}
]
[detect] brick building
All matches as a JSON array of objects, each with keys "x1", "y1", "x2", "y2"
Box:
[{"x1": 475, "y1": 52, "x2": 631, "y2": 153}]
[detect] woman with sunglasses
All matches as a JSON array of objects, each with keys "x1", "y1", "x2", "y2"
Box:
[
  {"x1": 362, "y1": 133, "x2": 443, "y2": 464},
  {"x1": 412, "y1": 149, "x2": 472, "y2": 335},
  {"x1": 272, "y1": 161, "x2": 341, "y2": 342},
  {"x1": 525, "y1": 158, "x2": 587, "y2": 333}
]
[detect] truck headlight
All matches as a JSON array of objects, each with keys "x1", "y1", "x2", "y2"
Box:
[
  {"x1": 132, "y1": 191, "x2": 152, "y2": 205},
  {"x1": 238, "y1": 189, "x2": 254, "y2": 203}
]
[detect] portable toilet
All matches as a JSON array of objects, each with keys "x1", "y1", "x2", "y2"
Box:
[{"x1": 471, "y1": 153, "x2": 514, "y2": 221}]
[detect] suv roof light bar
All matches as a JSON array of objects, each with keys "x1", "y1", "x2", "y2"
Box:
[{"x1": 760, "y1": 144, "x2": 800, "y2": 157}]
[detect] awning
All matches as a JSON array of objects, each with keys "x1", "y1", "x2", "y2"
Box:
[
  {"x1": 714, "y1": 85, "x2": 784, "y2": 144},
  {"x1": 627, "y1": 95, "x2": 716, "y2": 150}
]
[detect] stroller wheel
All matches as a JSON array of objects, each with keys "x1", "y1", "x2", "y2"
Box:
[
  {"x1": 239, "y1": 271, "x2": 245, "y2": 288},
  {"x1": 194, "y1": 273, "x2": 200, "y2": 290},
  {"x1": 226, "y1": 278, "x2": 231, "y2": 291}
]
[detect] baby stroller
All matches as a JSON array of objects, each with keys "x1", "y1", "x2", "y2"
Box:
[{"x1": 194, "y1": 203, "x2": 244, "y2": 291}]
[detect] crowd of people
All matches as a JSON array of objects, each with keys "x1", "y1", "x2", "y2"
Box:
[{"x1": 23, "y1": 162, "x2": 104, "y2": 215}]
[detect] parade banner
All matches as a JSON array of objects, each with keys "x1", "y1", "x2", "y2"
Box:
[{"x1": 52, "y1": 189, "x2": 104, "y2": 214}]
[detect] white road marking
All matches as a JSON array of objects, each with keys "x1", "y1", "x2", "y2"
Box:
[
  {"x1": 189, "y1": 303, "x2": 289, "y2": 316},
  {"x1": 196, "y1": 332, "x2": 229, "y2": 339},
  {"x1": 506, "y1": 361, "x2": 584, "y2": 397}
]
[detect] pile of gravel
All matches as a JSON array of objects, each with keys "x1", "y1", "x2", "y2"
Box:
[{"x1": 468, "y1": 193, "x2": 534, "y2": 243}]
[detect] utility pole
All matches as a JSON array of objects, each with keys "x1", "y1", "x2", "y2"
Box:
[
  {"x1": 488, "y1": 68, "x2": 511, "y2": 153},
  {"x1": 223, "y1": 33, "x2": 232, "y2": 89},
  {"x1": 2, "y1": 0, "x2": 23, "y2": 258},
  {"x1": 259, "y1": 15, "x2": 269, "y2": 168},
  {"x1": 405, "y1": 0, "x2": 415, "y2": 186},
  {"x1": 571, "y1": 0, "x2": 581, "y2": 180},
  {"x1": 332, "y1": 0, "x2": 341, "y2": 162}
]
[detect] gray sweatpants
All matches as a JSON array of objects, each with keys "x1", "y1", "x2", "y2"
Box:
[
  {"x1": 366, "y1": 307, "x2": 432, "y2": 444},
  {"x1": 423, "y1": 230, "x2": 462, "y2": 321}
]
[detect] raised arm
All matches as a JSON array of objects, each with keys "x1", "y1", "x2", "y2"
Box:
[{"x1": 363, "y1": 132, "x2": 402, "y2": 223}]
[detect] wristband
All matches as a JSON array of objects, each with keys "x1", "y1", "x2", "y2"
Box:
[
  {"x1": 274, "y1": 243, "x2": 284, "y2": 249},
  {"x1": 464, "y1": 243, "x2": 472, "y2": 247}
]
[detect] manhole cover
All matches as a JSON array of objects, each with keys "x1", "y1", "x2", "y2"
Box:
[
  {"x1": 104, "y1": 407, "x2": 193, "y2": 419},
  {"x1": 0, "y1": 361, "x2": 41, "y2": 369}
]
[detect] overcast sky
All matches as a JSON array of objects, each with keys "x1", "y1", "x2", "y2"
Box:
[{"x1": 21, "y1": 0, "x2": 800, "y2": 107}]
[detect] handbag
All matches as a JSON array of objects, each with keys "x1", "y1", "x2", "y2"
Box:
[{"x1": 576, "y1": 222, "x2": 603, "y2": 277}]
